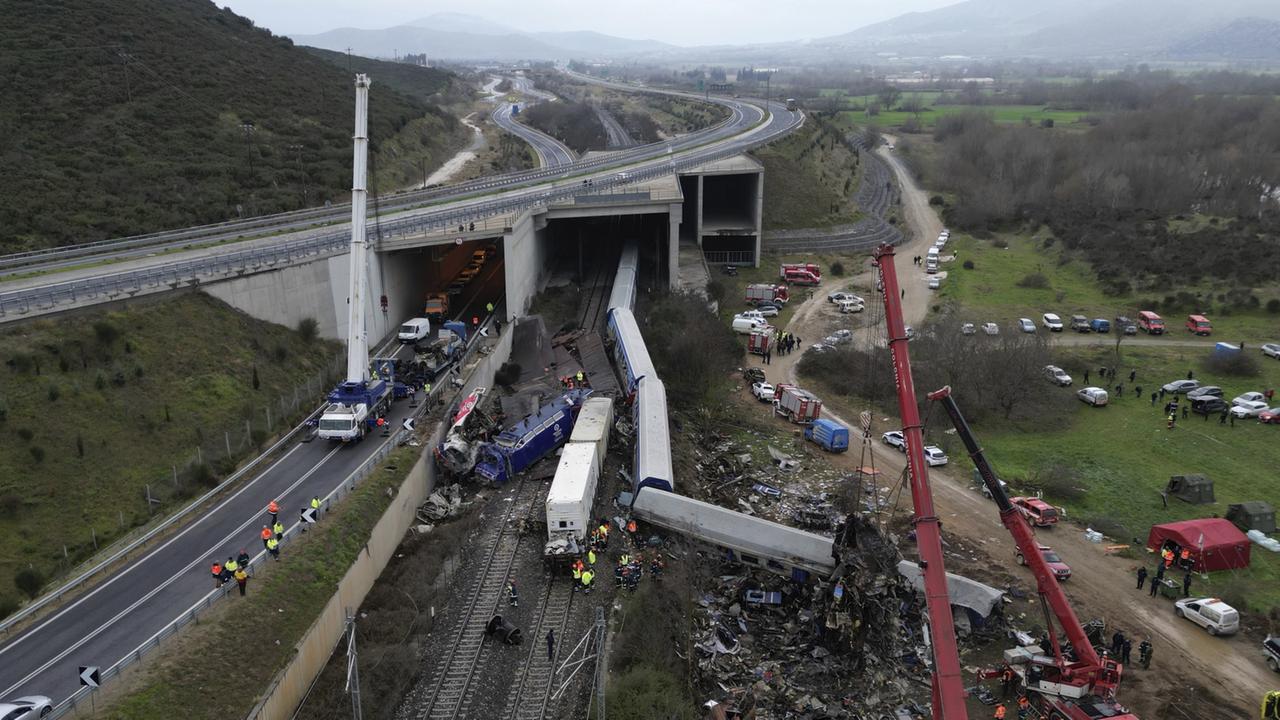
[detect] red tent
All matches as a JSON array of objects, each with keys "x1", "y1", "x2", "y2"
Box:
[{"x1": 1147, "y1": 518, "x2": 1251, "y2": 572}]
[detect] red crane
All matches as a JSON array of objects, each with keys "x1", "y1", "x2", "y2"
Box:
[
  {"x1": 927, "y1": 385, "x2": 1139, "y2": 720},
  {"x1": 872, "y1": 244, "x2": 968, "y2": 720}
]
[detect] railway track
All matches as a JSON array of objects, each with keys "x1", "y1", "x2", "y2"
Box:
[
  {"x1": 417, "y1": 481, "x2": 540, "y2": 720},
  {"x1": 577, "y1": 248, "x2": 620, "y2": 333},
  {"x1": 503, "y1": 579, "x2": 576, "y2": 720}
]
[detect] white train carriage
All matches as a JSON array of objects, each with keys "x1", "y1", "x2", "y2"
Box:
[
  {"x1": 606, "y1": 308, "x2": 657, "y2": 392},
  {"x1": 608, "y1": 241, "x2": 639, "y2": 312},
  {"x1": 633, "y1": 377, "x2": 674, "y2": 494},
  {"x1": 631, "y1": 488, "x2": 835, "y2": 580}
]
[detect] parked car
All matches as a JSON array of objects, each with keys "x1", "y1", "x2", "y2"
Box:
[
  {"x1": 1018, "y1": 318, "x2": 1036, "y2": 333},
  {"x1": 1186, "y1": 314, "x2": 1213, "y2": 336},
  {"x1": 1042, "y1": 313, "x2": 1064, "y2": 332},
  {"x1": 751, "y1": 382, "x2": 775, "y2": 402},
  {"x1": 1017, "y1": 544, "x2": 1071, "y2": 581},
  {"x1": 1263, "y1": 635, "x2": 1280, "y2": 672},
  {"x1": 1077, "y1": 387, "x2": 1109, "y2": 406},
  {"x1": 904, "y1": 326, "x2": 916, "y2": 340},
  {"x1": 838, "y1": 299, "x2": 864, "y2": 314},
  {"x1": 1174, "y1": 597, "x2": 1239, "y2": 635},
  {"x1": 0, "y1": 696, "x2": 53, "y2": 720},
  {"x1": 1012, "y1": 497, "x2": 1059, "y2": 527},
  {"x1": 1070, "y1": 315, "x2": 1091, "y2": 332},
  {"x1": 1090, "y1": 318, "x2": 1111, "y2": 333},
  {"x1": 1162, "y1": 379, "x2": 1200, "y2": 394},
  {"x1": 755, "y1": 304, "x2": 779, "y2": 317},
  {"x1": 1191, "y1": 397, "x2": 1228, "y2": 416},
  {"x1": 1230, "y1": 400, "x2": 1268, "y2": 418},
  {"x1": 923, "y1": 446, "x2": 948, "y2": 466},
  {"x1": 1262, "y1": 343, "x2": 1280, "y2": 360},
  {"x1": 1187, "y1": 386, "x2": 1223, "y2": 401},
  {"x1": 459, "y1": 262, "x2": 483, "y2": 280},
  {"x1": 881, "y1": 431, "x2": 906, "y2": 451},
  {"x1": 1259, "y1": 407, "x2": 1280, "y2": 424},
  {"x1": 1044, "y1": 365, "x2": 1073, "y2": 386},
  {"x1": 828, "y1": 291, "x2": 863, "y2": 304},
  {"x1": 1233, "y1": 392, "x2": 1266, "y2": 406},
  {"x1": 1121, "y1": 323, "x2": 1138, "y2": 335},
  {"x1": 927, "y1": 276, "x2": 941, "y2": 290},
  {"x1": 961, "y1": 323, "x2": 976, "y2": 336},
  {"x1": 982, "y1": 322, "x2": 1000, "y2": 336}
]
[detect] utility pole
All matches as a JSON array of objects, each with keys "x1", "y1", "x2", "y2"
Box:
[
  {"x1": 345, "y1": 47, "x2": 353, "y2": 73},
  {"x1": 765, "y1": 74, "x2": 770, "y2": 107},
  {"x1": 344, "y1": 611, "x2": 363, "y2": 720}
]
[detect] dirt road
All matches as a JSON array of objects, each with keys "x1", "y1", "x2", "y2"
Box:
[{"x1": 754, "y1": 139, "x2": 1271, "y2": 718}]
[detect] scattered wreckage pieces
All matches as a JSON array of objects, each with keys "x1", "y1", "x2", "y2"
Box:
[{"x1": 417, "y1": 483, "x2": 471, "y2": 522}]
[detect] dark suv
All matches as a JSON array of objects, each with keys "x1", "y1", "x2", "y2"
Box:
[{"x1": 1192, "y1": 397, "x2": 1228, "y2": 416}]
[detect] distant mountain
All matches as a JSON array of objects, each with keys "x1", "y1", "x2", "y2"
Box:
[
  {"x1": 1165, "y1": 17, "x2": 1280, "y2": 61},
  {"x1": 0, "y1": 0, "x2": 458, "y2": 250},
  {"x1": 294, "y1": 13, "x2": 673, "y2": 61},
  {"x1": 813, "y1": 0, "x2": 1280, "y2": 59}
]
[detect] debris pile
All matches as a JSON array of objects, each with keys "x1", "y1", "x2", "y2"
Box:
[
  {"x1": 692, "y1": 519, "x2": 936, "y2": 719},
  {"x1": 417, "y1": 483, "x2": 472, "y2": 522}
]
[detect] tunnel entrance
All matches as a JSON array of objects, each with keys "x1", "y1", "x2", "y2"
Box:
[
  {"x1": 679, "y1": 154, "x2": 763, "y2": 268},
  {"x1": 380, "y1": 237, "x2": 507, "y2": 331}
]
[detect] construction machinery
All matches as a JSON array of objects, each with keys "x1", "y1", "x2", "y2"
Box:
[
  {"x1": 928, "y1": 385, "x2": 1138, "y2": 720},
  {"x1": 872, "y1": 243, "x2": 968, "y2": 720},
  {"x1": 317, "y1": 74, "x2": 392, "y2": 443}
]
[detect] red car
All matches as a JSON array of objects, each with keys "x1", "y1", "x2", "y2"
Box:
[
  {"x1": 1017, "y1": 544, "x2": 1071, "y2": 581},
  {"x1": 1259, "y1": 407, "x2": 1280, "y2": 424},
  {"x1": 1011, "y1": 497, "x2": 1059, "y2": 527}
]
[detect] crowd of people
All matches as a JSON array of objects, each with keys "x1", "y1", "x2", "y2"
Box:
[{"x1": 209, "y1": 495, "x2": 322, "y2": 598}]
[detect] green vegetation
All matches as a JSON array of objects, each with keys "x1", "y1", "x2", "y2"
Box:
[
  {"x1": 753, "y1": 117, "x2": 862, "y2": 230},
  {"x1": 937, "y1": 232, "x2": 1280, "y2": 339},
  {"x1": 983, "y1": 344, "x2": 1280, "y2": 611},
  {"x1": 641, "y1": 293, "x2": 743, "y2": 408},
  {"x1": 104, "y1": 445, "x2": 420, "y2": 719},
  {"x1": 520, "y1": 101, "x2": 607, "y2": 154},
  {"x1": 0, "y1": 294, "x2": 339, "y2": 613},
  {"x1": 1, "y1": 0, "x2": 464, "y2": 251},
  {"x1": 838, "y1": 104, "x2": 1092, "y2": 130},
  {"x1": 607, "y1": 563, "x2": 698, "y2": 720}
]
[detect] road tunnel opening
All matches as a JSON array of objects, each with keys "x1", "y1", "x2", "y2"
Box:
[{"x1": 382, "y1": 237, "x2": 506, "y2": 332}]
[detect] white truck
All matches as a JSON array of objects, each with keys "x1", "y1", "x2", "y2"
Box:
[
  {"x1": 568, "y1": 397, "x2": 613, "y2": 475},
  {"x1": 545, "y1": 443, "x2": 599, "y2": 542}
]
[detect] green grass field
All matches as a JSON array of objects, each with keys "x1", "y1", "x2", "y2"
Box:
[
  {"x1": 982, "y1": 343, "x2": 1280, "y2": 611},
  {"x1": 715, "y1": 252, "x2": 865, "y2": 331},
  {"x1": 0, "y1": 295, "x2": 339, "y2": 614},
  {"x1": 836, "y1": 105, "x2": 1093, "y2": 129},
  {"x1": 938, "y1": 232, "x2": 1280, "y2": 340}
]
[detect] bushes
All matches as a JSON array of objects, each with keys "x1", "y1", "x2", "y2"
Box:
[
  {"x1": 1204, "y1": 351, "x2": 1260, "y2": 378},
  {"x1": 962, "y1": 260, "x2": 975, "y2": 270},
  {"x1": 1030, "y1": 464, "x2": 1085, "y2": 502},
  {"x1": 1016, "y1": 272, "x2": 1050, "y2": 289},
  {"x1": 640, "y1": 292, "x2": 742, "y2": 407},
  {"x1": 13, "y1": 567, "x2": 44, "y2": 599},
  {"x1": 1268, "y1": 299, "x2": 1280, "y2": 314},
  {"x1": 297, "y1": 317, "x2": 319, "y2": 344},
  {"x1": 830, "y1": 261, "x2": 846, "y2": 277}
]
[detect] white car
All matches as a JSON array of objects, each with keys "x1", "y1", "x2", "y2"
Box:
[
  {"x1": 1262, "y1": 343, "x2": 1280, "y2": 359},
  {"x1": 736, "y1": 310, "x2": 765, "y2": 321},
  {"x1": 927, "y1": 276, "x2": 940, "y2": 290},
  {"x1": 923, "y1": 446, "x2": 948, "y2": 466},
  {"x1": 1232, "y1": 392, "x2": 1265, "y2": 406},
  {"x1": 904, "y1": 325, "x2": 916, "y2": 340},
  {"x1": 0, "y1": 696, "x2": 53, "y2": 720},
  {"x1": 982, "y1": 322, "x2": 999, "y2": 336},
  {"x1": 1044, "y1": 365, "x2": 1072, "y2": 387},
  {"x1": 1018, "y1": 318, "x2": 1036, "y2": 333},
  {"x1": 755, "y1": 304, "x2": 780, "y2": 317},
  {"x1": 1230, "y1": 400, "x2": 1268, "y2": 418},
  {"x1": 1077, "y1": 387, "x2": 1109, "y2": 406},
  {"x1": 881, "y1": 431, "x2": 906, "y2": 451},
  {"x1": 1175, "y1": 597, "x2": 1240, "y2": 636},
  {"x1": 961, "y1": 323, "x2": 976, "y2": 335},
  {"x1": 1042, "y1": 313, "x2": 1064, "y2": 332},
  {"x1": 751, "y1": 382, "x2": 775, "y2": 402},
  {"x1": 1162, "y1": 379, "x2": 1200, "y2": 394},
  {"x1": 828, "y1": 291, "x2": 864, "y2": 304},
  {"x1": 838, "y1": 299, "x2": 865, "y2": 314}
]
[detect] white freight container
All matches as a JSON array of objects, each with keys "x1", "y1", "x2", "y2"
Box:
[
  {"x1": 569, "y1": 397, "x2": 613, "y2": 474},
  {"x1": 546, "y1": 443, "x2": 599, "y2": 542}
]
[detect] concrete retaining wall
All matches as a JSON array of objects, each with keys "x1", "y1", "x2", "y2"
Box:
[{"x1": 246, "y1": 323, "x2": 515, "y2": 720}]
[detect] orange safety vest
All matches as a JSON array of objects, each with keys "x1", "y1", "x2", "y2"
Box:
[
  {"x1": 626, "y1": 520, "x2": 637, "y2": 533},
  {"x1": 1018, "y1": 697, "x2": 1030, "y2": 709},
  {"x1": 994, "y1": 705, "x2": 1006, "y2": 719},
  {"x1": 267, "y1": 501, "x2": 279, "y2": 514},
  {"x1": 211, "y1": 563, "x2": 222, "y2": 575},
  {"x1": 261, "y1": 527, "x2": 272, "y2": 541},
  {"x1": 1180, "y1": 549, "x2": 1190, "y2": 560}
]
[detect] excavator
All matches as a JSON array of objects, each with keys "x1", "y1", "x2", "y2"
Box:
[{"x1": 928, "y1": 385, "x2": 1139, "y2": 720}]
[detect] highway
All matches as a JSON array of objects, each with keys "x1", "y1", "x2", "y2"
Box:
[
  {"x1": 491, "y1": 100, "x2": 576, "y2": 167},
  {"x1": 0, "y1": 73, "x2": 801, "y2": 712}
]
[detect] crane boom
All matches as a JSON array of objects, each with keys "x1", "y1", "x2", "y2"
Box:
[
  {"x1": 344, "y1": 74, "x2": 371, "y2": 383},
  {"x1": 927, "y1": 385, "x2": 1137, "y2": 719},
  {"x1": 872, "y1": 243, "x2": 968, "y2": 720}
]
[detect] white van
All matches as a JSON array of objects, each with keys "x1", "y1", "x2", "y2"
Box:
[
  {"x1": 732, "y1": 316, "x2": 769, "y2": 335},
  {"x1": 925, "y1": 256, "x2": 939, "y2": 274},
  {"x1": 838, "y1": 299, "x2": 864, "y2": 314},
  {"x1": 398, "y1": 317, "x2": 432, "y2": 343}
]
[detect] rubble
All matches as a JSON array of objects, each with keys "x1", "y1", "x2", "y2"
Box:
[{"x1": 417, "y1": 483, "x2": 471, "y2": 522}]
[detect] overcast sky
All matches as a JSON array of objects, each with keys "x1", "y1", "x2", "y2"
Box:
[{"x1": 219, "y1": 0, "x2": 959, "y2": 45}]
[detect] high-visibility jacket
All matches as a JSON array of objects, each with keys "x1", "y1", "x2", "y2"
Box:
[
  {"x1": 211, "y1": 563, "x2": 222, "y2": 576},
  {"x1": 1018, "y1": 697, "x2": 1030, "y2": 709},
  {"x1": 581, "y1": 570, "x2": 594, "y2": 586},
  {"x1": 273, "y1": 522, "x2": 284, "y2": 536},
  {"x1": 587, "y1": 550, "x2": 596, "y2": 565},
  {"x1": 311, "y1": 497, "x2": 321, "y2": 510},
  {"x1": 226, "y1": 559, "x2": 239, "y2": 573},
  {"x1": 266, "y1": 538, "x2": 279, "y2": 551},
  {"x1": 260, "y1": 527, "x2": 273, "y2": 541},
  {"x1": 572, "y1": 567, "x2": 582, "y2": 581},
  {"x1": 1180, "y1": 549, "x2": 1190, "y2": 561},
  {"x1": 994, "y1": 705, "x2": 1006, "y2": 719},
  {"x1": 626, "y1": 520, "x2": 637, "y2": 533},
  {"x1": 486, "y1": 303, "x2": 494, "y2": 313},
  {"x1": 576, "y1": 371, "x2": 584, "y2": 382},
  {"x1": 599, "y1": 525, "x2": 608, "y2": 538},
  {"x1": 234, "y1": 569, "x2": 248, "y2": 583},
  {"x1": 267, "y1": 501, "x2": 279, "y2": 514}
]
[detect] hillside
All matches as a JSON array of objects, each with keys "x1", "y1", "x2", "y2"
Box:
[
  {"x1": 0, "y1": 293, "x2": 341, "y2": 617},
  {"x1": 0, "y1": 0, "x2": 463, "y2": 252},
  {"x1": 1166, "y1": 17, "x2": 1280, "y2": 60}
]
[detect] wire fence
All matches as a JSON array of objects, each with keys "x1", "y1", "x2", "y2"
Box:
[{"x1": 0, "y1": 354, "x2": 345, "y2": 638}]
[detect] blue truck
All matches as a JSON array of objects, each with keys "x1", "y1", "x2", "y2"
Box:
[
  {"x1": 804, "y1": 418, "x2": 849, "y2": 453},
  {"x1": 317, "y1": 378, "x2": 392, "y2": 443},
  {"x1": 475, "y1": 390, "x2": 591, "y2": 483}
]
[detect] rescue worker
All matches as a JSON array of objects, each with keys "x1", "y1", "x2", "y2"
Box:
[
  {"x1": 580, "y1": 569, "x2": 594, "y2": 594},
  {"x1": 1138, "y1": 638, "x2": 1153, "y2": 669},
  {"x1": 211, "y1": 560, "x2": 224, "y2": 588},
  {"x1": 1121, "y1": 638, "x2": 1133, "y2": 665},
  {"x1": 235, "y1": 567, "x2": 249, "y2": 596},
  {"x1": 1000, "y1": 667, "x2": 1015, "y2": 697},
  {"x1": 626, "y1": 518, "x2": 637, "y2": 536},
  {"x1": 599, "y1": 523, "x2": 609, "y2": 546},
  {"x1": 260, "y1": 525, "x2": 273, "y2": 549},
  {"x1": 1179, "y1": 547, "x2": 1191, "y2": 568},
  {"x1": 273, "y1": 520, "x2": 285, "y2": 540},
  {"x1": 576, "y1": 370, "x2": 584, "y2": 386},
  {"x1": 1136, "y1": 565, "x2": 1147, "y2": 590},
  {"x1": 267, "y1": 499, "x2": 280, "y2": 522},
  {"x1": 266, "y1": 536, "x2": 280, "y2": 560},
  {"x1": 994, "y1": 703, "x2": 1006, "y2": 719},
  {"x1": 311, "y1": 496, "x2": 321, "y2": 519},
  {"x1": 587, "y1": 549, "x2": 597, "y2": 566},
  {"x1": 1182, "y1": 571, "x2": 1192, "y2": 597},
  {"x1": 507, "y1": 581, "x2": 519, "y2": 607},
  {"x1": 571, "y1": 564, "x2": 582, "y2": 591},
  {"x1": 486, "y1": 302, "x2": 495, "y2": 315},
  {"x1": 1017, "y1": 696, "x2": 1030, "y2": 720},
  {"x1": 237, "y1": 549, "x2": 251, "y2": 570},
  {"x1": 225, "y1": 555, "x2": 239, "y2": 576},
  {"x1": 614, "y1": 563, "x2": 624, "y2": 587}
]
